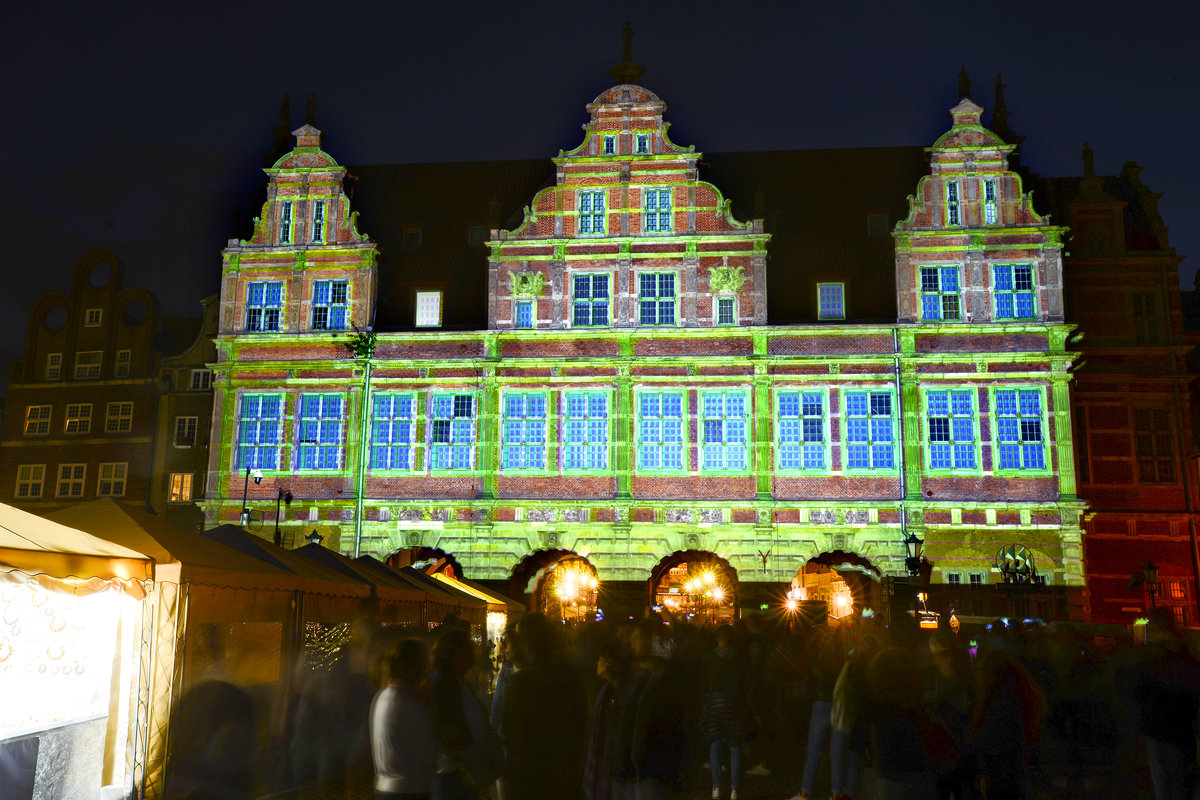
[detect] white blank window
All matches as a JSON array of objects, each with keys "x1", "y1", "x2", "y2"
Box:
[{"x1": 415, "y1": 292, "x2": 442, "y2": 327}]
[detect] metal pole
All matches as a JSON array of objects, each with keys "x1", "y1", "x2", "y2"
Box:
[
  {"x1": 241, "y1": 466, "x2": 250, "y2": 527},
  {"x1": 353, "y1": 358, "x2": 372, "y2": 558}
]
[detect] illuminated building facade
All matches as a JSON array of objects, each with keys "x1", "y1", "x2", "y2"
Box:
[{"x1": 202, "y1": 80, "x2": 1087, "y2": 619}]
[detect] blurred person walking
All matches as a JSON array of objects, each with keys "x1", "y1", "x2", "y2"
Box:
[
  {"x1": 971, "y1": 649, "x2": 1046, "y2": 800},
  {"x1": 370, "y1": 638, "x2": 438, "y2": 800},
  {"x1": 430, "y1": 628, "x2": 497, "y2": 800},
  {"x1": 700, "y1": 624, "x2": 751, "y2": 800},
  {"x1": 586, "y1": 639, "x2": 634, "y2": 800}
]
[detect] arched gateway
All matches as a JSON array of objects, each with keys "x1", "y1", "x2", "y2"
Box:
[
  {"x1": 649, "y1": 550, "x2": 739, "y2": 624},
  {"x1": 793, "y1": 551, "x2": 882, "y2": 623},
  {"x1": 509, "y1": 550, "x2": 599, "y2": 623}
]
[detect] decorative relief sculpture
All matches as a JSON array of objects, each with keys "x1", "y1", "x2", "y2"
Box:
[
  {"x1": 508, "y1": 271, "x2": 547, "y2": 297},
  {"x1": 708, "y1": 265, "x2": 745, "y2": 294}
]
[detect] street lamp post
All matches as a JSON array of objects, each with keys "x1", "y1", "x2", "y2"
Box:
[
  {"x1": 1129, "y1": 561, "x2": 1160, "y2": 612},
  {"x1": 240, "y1": 466, "x2": 262, "y2": 528},
  {"x1": 273, "y1": 489, "x2": 293, "y2": 546},
  {"x1": 904, "y1": 531, "x2": 924, "y2": 576}
]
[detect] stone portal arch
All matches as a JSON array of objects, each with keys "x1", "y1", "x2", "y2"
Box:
[
  {"x1": 648, "y1": 550, "x2": 740, "y2": 623},
  {"x1": 510, "y1": 550, "x2": 599, "y2": 622},
  {"x1": 796, "y1": 551, "x2": 882, "y2": 621},
  {"x1": 387, "y1": 546, "x2": 464, "y2": 580}
]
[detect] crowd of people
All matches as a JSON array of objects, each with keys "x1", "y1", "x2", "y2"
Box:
[{"x1": 167, "y1": 605, "x2": 1200, "y2": 800}]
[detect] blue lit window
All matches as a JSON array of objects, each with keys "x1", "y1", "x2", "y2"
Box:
[
  {"x1": 639, "y1": 272, "x2": 676, "y2": 326},
  {"x1": 237, "y1": 394, "x2": 283, "y2": 470},
  {"x1": 564, "y1": 392, "x2": 609, "y2": 471},
  {"x1": 644, "y1": 188, "x2": 672, "y2": 232},
  {"x1": 312, "y1": 280, "x2": 349, "y2": 330},
  {"x1": 818, "y1": 283, "x2": 845, "y2": 320},
  {"x1": 778, "y1": 390, "x2": 825, "y2": 470},
  {"x1": 920, "y1": 267, "x2": 960, "y2": 321},
  {"x1": 572, "y1": 274, "x2": 610, "y2": 327},
  {"x1": 845, "y1": 391, "x2": 895, "y2": 469},
  {"x1": 578, "y1": 191, "x2": 606, "y2": 235},
  {"x1": 515, "y1": 300, "x2": 534, "y2": 329},
  {"x1": 430, "y1": 394, "x2": 476, "y2": 470},
  {"x1": 926, "y1": 389, "x2": 976, "y2": 469},
  {"x1": 297, "y1": 394, "x2": 344, "y2": 470},
  {"x1": 603, "y1": 135, "x2": 616, "y2": 155},
  {"x1": 637, "y1": 392, "x2": 685, "y2": 470},
  {"x1": 246, "y1": 281, "x2": 284, "y2": 331},
  {"x1": 502, "y1": 393, "x2": 547, "y2": 470},
  {"x1": 279, "y1": 201, "x2": 293, "y2": 243},
  {"x1": 993, "y1": 265, "x2": 1035, "y2": 320},
  {"x1": 994, "y1": 389, "x2": 1045, "y2": 470},
  {"x1": 945, "y1": 181, "x2": 960, "y2": 226},
  {"x1": 371, "y1": 394, "x2": 415, "y2": 470},
  {"x1": 702, "y1": 391, "x2": 748, "y2": 471},
  {"x1": 636, "y1": 133, "x2": 650, "y2": 154}
]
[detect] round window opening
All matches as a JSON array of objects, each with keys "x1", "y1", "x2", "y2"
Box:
[
  {"x1": 45, "y1": 305, "x2": 69, "y2": 331},
  {"x1": 89, "y1": 262, "x2": 112, "y2": 288},
  {"x1": 122, "y1": 300, "x2": 148, "y2": 327}
]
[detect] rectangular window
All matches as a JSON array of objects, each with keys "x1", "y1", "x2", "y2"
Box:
[
  {"x1": 717, "y1": 296, "x2": 737, "y2": 326},
  {"x1": 572, "y1": 274, "x2": 610, "y2": 327},
  {"x1": 15, "y1": 465, "x2": 45, "y2": 499},
  {"x1": 637, "y1": 391, "x2": 685, "y2": 471},
  {"x1": 84, "y1": 308, "x2": 102, "y2": 327},
  {"x1": 502, "y1": 393, "x2": 547, "y2": 470},
  {"x1": 578, "y1": 190, "x2": 606, "y2": 235},
  {"x1": 371, "y1": 393, "x2": 416, "y2": 470},
  {"x1": 429, "y1": 394, "x2": 476, "y2": 470},
  {"x1": 638, "y1": 272, "x2": 676, "y2": 326},
  {"x1": 945, "y1": 180, "x2": 960, "y2": 226},
  {"x1": 237, "y1": 394, "x2": 283, "y2": 470},
  {"x1": 168, "y1": 473, "x2": 193, "y2": 502},
  {"x1": 994, "y1": 265, "x2": 1035, "y2": 319},
  {"x1": 1133, "y1": 293, "x2": 1159, "y2": 344},
  {"x1": 115, "y1": 349, "x2": 131, "y2": 378},
  {"x1": 311, "y1": 200, "x2": 325, "y2": 243},
  {"x1": 403, "y1": 228, "x2": 422, "y2": 250},
  {"x1": 297, "y1": 394, "x2": 345, "y2": 470},
  {"x1": 969, "y1": 573, "x2": 984, "y2": 587},
  {"x1": 246, "y1": 281, "x2": 284, "y2": 332},
  {"x1": 24, "y1": 405, "x2": 51, "y2": 436},
  {"x1": 636, "y1": 133, "x2": 650, "y2": 154},
  {"x1": 920, "y1": 267, "x2": 961, "y2": 321},
  {"x1": 778, "y1": 390, "x2": 826, "y2": 470},
  {"x1": 174, "y1": 416, "x2": 198, "y2": 447},
  {"x1": 603, "y1": 135, "x2": 616, "y2": 155},
  {"x1": 56, "y1": 464, "x2": 85, "y2": 498},
  {"x1": 46, "y1": 353, "x2": 62, "y2": 381},
  {"x1": 946, "y1": 572, "x2": 962, "y2": 585},
  {"x1": 279, "y1": 200, "x2": 293, "y2": 243},
  {"x1": 515, "y1": 300, "x2": 534, "y2": 329},
  {"x1": 984, "y1": 179, "x2": 998, "y2": 224},
  {"x1": 105, "y1": 401, "x2": 133, "y2": 433},
  {"x1": 312, "y1": 279, "x2": 350, "y2": 330},
  {"x1": 564, "y1": 392, "x2": 609, "y2": 471},
  {"x1": 64, "y1": 403, "x2": 92, "y2": 434},
  {"x1": 926, "y1": 389, "x2": 976, "y2": 470},
  {"x1": 701, "y1": 391, "x2": 748, "y2": 471},
  {"x1": 191, "y1": 369, "x2": 212, "y2": 391},
  {"x1": 644, "y1": 188, "x2": 672, "y2": 232},
  {"x1": 1134, "y1": 408, "x2": 1176, "y2": 483},
  {"x1": 74, "y1": 351, "x2": 102, "y2": 379},
  {"x1": 818, "y1": 283, "x2": 845, "y2": 320},
  {"x1": 994, "y1": 388, "x2": 1046, "y2": 470},
  {"x1": 844, "y1": 390, "x2": 896, "y2": 470},
  {"x1": 97, "y1": 462, "x2": 127, "y2": 497},
  {"x1": 415, "y1": 291, "x2": 442, "y2": 327}
]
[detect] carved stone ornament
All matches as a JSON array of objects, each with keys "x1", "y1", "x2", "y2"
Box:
[
  {"x1": 508, "y1": 271, "x2": 547, "y2": 298},
  {"x1": 708, "y1": 265, "x2": 745, "y2": 294}
]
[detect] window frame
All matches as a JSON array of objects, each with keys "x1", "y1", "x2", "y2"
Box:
[
  {"x1": 168, "y1": 472, "x2": 194, "y2": 502},
  {"x1": 56, "y1": 463, "x2": 86, "y2": 498},
  {"x1": 1134, "y1": 407, "x2": 1177, "y2": 484},
  {"x1": 922, "y1": 387, "x2": 980, "y2": 474},
  {"x1": 634, "y1": 389, "x2": 689, "y2": 474},
  {"x1": 919, "y1": 266, "x2": 962, "y2": 322},
  {"x1": 64, "y1": 403, "x2": 92, "y2": 435},
  {"x1": 577, "y1": 190, "x2": 607, "y2": 236},
  {"x1": 74, "y1": 350, "x2": 103, "y2": 379},
  {"x1": 310, "y1": 199, "x2": 325, "y2": 243},
  {"x1": 236, "y1": 393, "x2": 284, "y2": 470},
  {"x1": 635, "y1": 133, "x2": 650, "y2": 154},
  {"x1": 311, "y1": 279, "x2": 351, "y2": 331},
  {"x1": 500, "y1": 391, "x2": 550, "y2": 473},
  {"x1": 841, "y1": 388, "x2": 898, "y2": 473},
  {"x1": 279, "y1": 200, "x2": 293, "y2": 244},
  {"x1": 699, "y1": 388, "x2": 751, "y2": 474},
  {"x1": 46, "y1": 352, "x2": 62, "y2": 381},
  {"x1": 415, "y1": 291, "x2": 443, "y2": 328},
  {"x1": 637, "y1": 271, "x2": 678, "y2": 327},
  {"x1": 989, "y1": 386, "x2": 1051, "y2": 475},
  {"x1": 983, "y1": 178, "x2": 998, "y2": 224},
  {"x1": 245, "y1": 281, "x2": 285, "y2": 333},
  {"x1": 945, "y1": 180, "x2": 960, "y2": 226},
  {"x1": 24, "y1": 405, "x2": 51, "y2": 436},
  {"x1": 84, "y1": 308, "x2": 102, "y2": 327},
  {"x1": 571, "y1": 273, "x2": 611, "y2": 328},
  {"x1": 643, "y1": 187, "x2": 672, "y2": 233},
  {"x1": 562, "y1": 390, "x2": 611, "y2": 474},
  {"x1": 105, "y1": 401, "x2": 134, "y2": 434},
  {"x1": 602, "y1": 134, "x2": 616, "y2": 155},
  {"x1": 15, "y1": 464, "x2": 45, "y2": 499},
  {"x1": 190, "y1": 369, "x2": 212, "y2": 391},
  {"x1": 817, "y1": 282, "x2": 846, "y2": 321},
  {"x1": 716, "y1": 296, "x2": 738, "y2": 326},
  {"x1": 427, "y1": 392, "x2": 479, "y2": 472},
  {"x1": 174, "y1": 415, "x2": 198, "y2": 448},
  {"x1": 114, "y1": 349, "x2": 131, "y2": 378},
  {"x1": 775, "y1": 388, "x2": 830, "y2": 473},
  {"x1": 295, "y1": 393, "x2": 346, "y2": 471},
  {"x1": 97, "y1": 462, "x2": 128, "y2": 498},
  {"x1": 370, "y1": 392, "x2": 419, "y2": 472},
  {"x1": 993, "y1": 264, "x2": 1036, "y2": 321},
  {"x1": 514, "y1": 299, "x2": 535, "y2": 329}
]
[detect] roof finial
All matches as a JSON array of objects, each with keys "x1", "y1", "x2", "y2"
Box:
[
  {"x1": 305, "y1": 92, "x2": 317, "y2": 127},
  {"x1": 957, "y1": 65, "x2": 972, "y2": 101},
  {"x1": 609, "y1": 21, "x2": 644, "y2": 85},
  {"x1": 1082, "y1": 142, "x2": 1095, "y2": 177}
]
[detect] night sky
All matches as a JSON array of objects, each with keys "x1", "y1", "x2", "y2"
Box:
[{"x1": 4, "y1": 1, "x2": 1197, "y2": 391}]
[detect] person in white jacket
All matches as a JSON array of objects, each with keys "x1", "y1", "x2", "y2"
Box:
[{"x1": 371, "y1": 637, "x2": 439, "y2": 799}]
